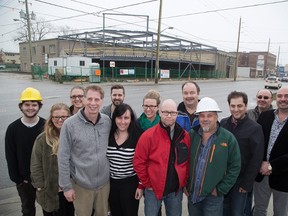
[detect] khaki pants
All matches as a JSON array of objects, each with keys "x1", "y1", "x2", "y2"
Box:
[{"x1": 72, "y1": 181, "x2": 110, "y2": 216}]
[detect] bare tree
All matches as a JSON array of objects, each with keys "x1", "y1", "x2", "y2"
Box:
[
  {"x1": 58, "y1": 25, "x2": 77, "y2": 36},
  {"x1": 14, "y1": 17, "x2": 54, "y2": 42}
]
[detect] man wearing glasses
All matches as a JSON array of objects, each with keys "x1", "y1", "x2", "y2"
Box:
[
  {"x1": 247, "y1": 89, "x2": 273, "y2": 121},
  {"x1": 134, "y1": 99, "x2": 190, "y2": 216},
  {"x1": 245, "y1": 89, "x2": 273, "y2": 216}
]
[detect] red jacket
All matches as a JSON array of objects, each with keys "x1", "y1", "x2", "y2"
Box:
[{"x1": 133, "y1": 122, "x2": 190, "y2": 199}]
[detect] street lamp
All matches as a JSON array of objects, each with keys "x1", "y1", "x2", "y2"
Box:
[
  {"x1": 161, "y1": 26, "x2": 174, "y2": 33},
  {"x1": 16, "y1": 0, "x2": 36, "y2": 79}
]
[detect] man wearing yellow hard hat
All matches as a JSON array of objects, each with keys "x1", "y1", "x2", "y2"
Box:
[{"x1": 5, "y1": 87, "x2": 45, "y2": 216}]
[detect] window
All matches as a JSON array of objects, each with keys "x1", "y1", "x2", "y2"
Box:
[
  {"x1": 23, "y1": 47, "x2": 27, "y2": 55},
  {"x1": 32, "y1": 47, "x2": 36, "y2": 55},
  {"x1": 42, "y1": 46, "x2": 45, "y2": 54},
  {"x1": 54, "y1": 60, "x2": 57, "y2": 66},
  {"x1": 49, "y1": 44, "x2": 56, "y2": 53},
  {"x1": 80, "y1": 60, "x2": 85, "y2": 66}
]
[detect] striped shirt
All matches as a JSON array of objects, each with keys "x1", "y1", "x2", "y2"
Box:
[{"x1": 107, "y1": 129, "x2": 142, "y2": 180}]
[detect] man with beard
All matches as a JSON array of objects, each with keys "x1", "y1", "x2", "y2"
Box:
[
  {"x1": 101, "y1": 84, "x2": 125, "y2": 118},
  {"x1": 5, "y1": 87, "x2": 45, "y2": 216},
  {"x1": 176, "y1": 81, "x2": 200, "y2": 131},
  {"x1": 220, "y1": 91, "x2": 264, "y2": 216},
  {"x1": 185, "y1": 97, "x2": 241, "y2": 216},
  {"x1": 254, "y1": 86, "x2": 288, "y2": 216}
]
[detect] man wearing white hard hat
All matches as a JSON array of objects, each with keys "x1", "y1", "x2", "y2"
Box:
[
  {"x1": 185, "y1": 97, "x2": 241, "y2": 216},
  {"x1": 5, "y1": 87, "x2": 45, "y2": 216}
]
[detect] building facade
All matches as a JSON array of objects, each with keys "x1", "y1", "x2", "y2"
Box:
[
  {"x1": 19, "y1": 30, "x2": 237, "y2": 80},
  {"x1": 236, "y1": 51, "x2": 277, "y2": 77}
]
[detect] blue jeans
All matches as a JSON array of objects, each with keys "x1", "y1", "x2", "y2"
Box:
[
  {"x1": 188, "y1": 194, "x2": 224, "y2": 216},
  {"x1": 144, "y1": 189, "x2": 183, "y2": 216},
  {"x1": 223, "y1": 184, "x2": 248, "y2": 216},
  {"x1": 244, "y1": 190, "x2": 253, "y2": 216}
]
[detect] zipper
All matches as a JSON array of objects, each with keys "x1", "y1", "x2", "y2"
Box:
[
  {"x1": 210, "y1": 144, "x2": 216, "y2": 163},
  {"x1": 189, "y1": 139, "x2": 201, "y2": 192}
]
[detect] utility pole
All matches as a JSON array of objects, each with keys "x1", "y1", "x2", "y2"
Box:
[
  {"x1": 25, "y1": 0, "x2": 34, "y2": 79},
  {"x1": 277, "y1": 46, "x2": 280, "y2": 68},
  {"x1": 266, "y1": 38, "x2": 270, "y2": 76},
  {"x1": 234, "y1": 17, "x2": 241, "y2": 81},
  {"x1": 154, "y1": 0, "x2": 163, "y2": 84}
]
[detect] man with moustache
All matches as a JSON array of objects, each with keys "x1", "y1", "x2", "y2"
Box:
[
  {"x1": 253, "y1": 86, "x2": 288, "y2": 216},
  {"x1": 101, "y1": 84, "x2": 125, "y2": 118},
  {"x1": 134, "y1": 99, "x2": 190, "y2": 216},
  {"x1": 186, "y1": 97, "x2": 241, "y2": 216},
  {"x1": 5, "y1": 87, "x2": 45, "y2": 216},
  {"x1": 221, "y1": 91, "x2": 264, "y2": 216},
  {"x1": 58, "y1": 85, "x2": 111, "y2": 216},
  {"x1": 177, "y1": 81, "x2": 200, "y2": 131},
  {"x1": 245, "y1": 89, "x2": 273, "y2": 216},
  {"x1": 247, "y1": 89, "x2": 273, "y2": 121}
]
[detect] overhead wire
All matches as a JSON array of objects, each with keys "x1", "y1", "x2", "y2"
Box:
[{"x1": 1, "y1": 0, "x2": 288, "y2": 56}]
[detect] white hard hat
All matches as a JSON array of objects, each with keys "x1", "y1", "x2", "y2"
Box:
[{"x1": 195, "y1": 97, "x2": 222, "y2": 114}]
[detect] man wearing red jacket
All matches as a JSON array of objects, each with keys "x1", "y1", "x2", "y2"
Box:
[{"x1": 133, "y1": 99, "x2": 190, "y2": 216}]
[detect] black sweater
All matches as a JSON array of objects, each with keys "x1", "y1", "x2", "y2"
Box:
[
  {"x1": 5, "y1": 117, "x2": 45, "y2": 184},
  {"x1": 220, "y1": 115, "x2": 264, "y2": 191}
]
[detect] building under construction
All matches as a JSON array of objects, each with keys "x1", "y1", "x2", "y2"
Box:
[{"x1": 19, "y1": 29, "x2": 236, "y2": 80}]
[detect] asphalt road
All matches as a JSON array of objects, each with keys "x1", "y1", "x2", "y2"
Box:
[
  {"x1": 0, "y1": 73, "x2": 282, "y2": 189},
  {"x1": 0, "y1": 73, "x2": 280, "y2": 216}
]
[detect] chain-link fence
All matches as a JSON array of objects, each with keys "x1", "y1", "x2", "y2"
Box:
[{"x1": 38, "y1": 66, "x2": 226, "y2": 82}]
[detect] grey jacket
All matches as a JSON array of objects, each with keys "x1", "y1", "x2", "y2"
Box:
[
  {"x1": 101, "y1": 104, "x2": 113, "y2": 118},
  {"x1": 247, "y1": 105, "x2": 273, "y2": 121},
  {"x1": 58, "y1": 109, "x2": 111, "y2": 192}
]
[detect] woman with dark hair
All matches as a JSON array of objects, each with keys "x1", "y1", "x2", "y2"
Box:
[
  {"x1": 107, "y1": 103, "x2": 143, "y2": 216},
  {"x1": 31, "y1": 103, "x2": 74, "y2": 216}
]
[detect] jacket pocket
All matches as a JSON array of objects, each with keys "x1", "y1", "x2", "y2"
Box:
[{"x1": 176, "y1": 143, "x2": 188, "y2": 164}]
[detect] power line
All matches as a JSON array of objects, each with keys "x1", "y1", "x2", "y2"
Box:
[{"x1": 162, "y1": 0, "x2": 288, "y2": 20}]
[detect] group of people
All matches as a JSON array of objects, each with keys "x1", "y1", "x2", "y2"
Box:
[{"x1": 5, "y1": 81, "x2": 288, "y2": 216}]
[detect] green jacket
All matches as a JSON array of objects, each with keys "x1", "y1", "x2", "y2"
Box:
[
  {"x1": 30, "y1": 132, "x2": 59, "y2": 212},
  {"x1": 187, "y1": 125, "x2": 241, "y2": 196}
]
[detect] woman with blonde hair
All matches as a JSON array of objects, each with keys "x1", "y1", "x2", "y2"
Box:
[
  {"x1": 31, "y1": 103, "x2": 74, "y2": 216},
  {"x1": 136, "y1": 89, "x2": 161, "y2": 131}
]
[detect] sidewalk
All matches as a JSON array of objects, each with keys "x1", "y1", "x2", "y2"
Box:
[
  {"x1": 0, "y1": 185, "x2": 274, "y2": 216},
  {"x1": 0, "y1": 186, "x2": 190, "y2": 216}
]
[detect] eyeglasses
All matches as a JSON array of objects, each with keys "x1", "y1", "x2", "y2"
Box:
[
  {"x1": 161, "y1": 111, "x2": 178, "y2": 116},
  {"x1": 142, "y1": 105, "x2": 158, "y2": 109},
  {"x1": 257, "y1": 96, "x2": 270, "y2": 100},
  {"x1": 70, "y1": 95, "x2": 84, "y2": 100},
  {"x1": 52, "y1": 116, "x2": 69, "y2": 120}
]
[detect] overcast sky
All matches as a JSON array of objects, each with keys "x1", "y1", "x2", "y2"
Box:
[{"x1": 1, "y1": 0, "x2": 288, "y2": 65}]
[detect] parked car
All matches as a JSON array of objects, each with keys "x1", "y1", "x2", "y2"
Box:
[
  {"x1": 265, "y1": 76, "x2": 282, "y2": 89},
  {"x1": 281, "y1": 76, "x2": 288, "y2": 82}
]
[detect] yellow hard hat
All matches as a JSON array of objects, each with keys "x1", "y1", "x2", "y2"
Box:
[{"x1": 20, "y1": 87, "x2": 43, "y2": 102}]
